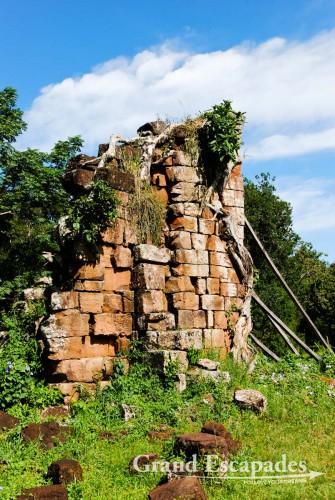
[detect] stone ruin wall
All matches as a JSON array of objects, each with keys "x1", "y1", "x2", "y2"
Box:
[{"x1": 39, "y1": 120, "x2": 253, "y2": 402}]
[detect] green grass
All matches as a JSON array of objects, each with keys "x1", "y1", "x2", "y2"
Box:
[{"x1": 0, "y1": 354, "x2": 335, "y2": 499}]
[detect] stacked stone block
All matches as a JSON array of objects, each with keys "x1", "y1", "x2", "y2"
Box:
[{"x1": 40, "y1": 121, "x2": 248, "y2": 400}]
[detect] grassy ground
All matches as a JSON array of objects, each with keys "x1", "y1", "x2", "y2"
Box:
[{"x1": 0, "y1": 353, "x2": 335, "y2": 499}]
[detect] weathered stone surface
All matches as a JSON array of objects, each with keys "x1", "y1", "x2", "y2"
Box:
[
  {"x1": 94, "y1": 313, "x2": 132, "y2": 336},
  {"x1": 132, "y1": 263, "x2": 165, "y2": 290},
  {"x1": 175, "y1": 373, "x2": 187, "y2": 392},
  {"x1": 73, "y1": 280, "x2": 104, "y2": 292},
  {"x1": 50, "y1": 357, "x2": 116, "y2": 382},
  {"x1": 47, "y1": 459, "x2": 83, "y2": 485},
  {"x1": 174, "y1": 249, "x2": 208, "y2": 265},
  {"x1": 172, "y1": 292, "x2": 199, "y2": 310},
  {"x1": 145, "y1": 330, "x2": 202, "y2": 351},
  {"x1": 196, "y1": 359, "x2": 220, "y2": 371},
  {"x1": 166, "y1": 166, "x2": 200, "y2": 183},
  {"x1": 51, "y1": 381, "x2": 110, "y2": 403},
  {"x1": 79, "y1": 292, "x2": 103, "y2": 313},
  {"x1": 137, "y1": 120, "x2": 167, "y2": 136},
  {"x1": 0, "y1": 410, "x2": 19, "y2": 431},
  {"x1": 129, "y1": 453, "x2": 160, "y2": 473},
  {"x1": 146, "y1": 350, "x2": 188, "y2": 373},
  {"x1": 203, "y1": 329, "x2": 229, "y2": 349},
  {"x1": 168, "y1": 230, "x2": 192, "y2": 249},
  {"x1": 137, "y1": 290, "x2": 167, "y2": 314},
  {"x1": 210, "y1": 265, "x2": 228, "y2": 279},
  {"x1": 137, "y1": 312, "x2": 175, "y2": 331},
  {"x1": 122, "y1": 403, "x2": 136, "y2": 422},
  {"x1": 101, "y1": 219, "x2": 125, "y2": 245},
  {"x1": 149, "y1": 476, "x2": 207, "y2": 500},
  {"x1": 206, "y1": 235, "x2": 227, "y2": 252},
  {"x1": 102, "y1": 293, "x2": 123, "y2": 313},
  {"x1": 165, "y1": 276, "x2": 194, "y2": 293},
  {"x1": 234, "y1": 389, "x2": 267, "y2": 413},
  {"x1": 47, "y1": 335, "x2": 116, "y2": 360},
  {"x1": 191, "y1": 233, "x2": 208, "y2": 250},
  {"x1": 172, "y1": 264, "x2": 209, "y2": 278},
  {"x1": 50, "y1": 292, "x2": 79, "y2": 312},
  {"x1": 201, "y1": 295, "x2": 225, "y2": 311},
  {"x1": 172, "y1": 150, "x2": 193, "y2": 167},
  {"x1": 62, "y1": 168, "x2": 94, "y2": 195},
  {"x1": 16, "y1": 484, "x2": 68, "y2": 500},
  {"x1": 21, "y1": 422, "x2": 72, "y2": 449},
  {"x1": 74, "y1": 262, "x2": 105, "y2": 280},
  {"x1": 119, "y1": 290, "x2": 135, "y2": 312},
  {"x1": 152, "y1": 170, "x2": 167, "y2": 187},
  {"x1": 104, "y1": 268, "x2": 131, "y2": 291},
  {"x1": 201, "y1": 421, "x2": 241, "y2": 454},
  {"x1": 95, "y1": 167, "x2": 135, "y2": 192},
  {"x1": 169, "y1": 216, "x2": 198, "y2": 233},
  {"x1": 40, "y1": 310, "x2": 90, "y2": 339},
  {"x1": 188, "y1": 368, "x2": 230, "y2": 384},
  {"x1": 23, "y1": 287, "x2": 45, "y2": 302},
  {"x1": 198, "y1": 219, "x2": 215, "y2": 235},
  {"x1": 134, "y1": 244, "x2": 171, "y2": 264},
  {"x1": 177, "y1": 310, "x2": 206, "y2": 329},
  {"x1": 175, "y1": 433, "x2": 228, "y2": 460},
  {"x1": 207, "y1": 278, "x2": 220, "y2": 295},
  {"x1": 111, "y1": 246, "x2": 133, "y2": 268},
  {"x1": 170, "y1": 182, "x2": 197, "y2": 202}
]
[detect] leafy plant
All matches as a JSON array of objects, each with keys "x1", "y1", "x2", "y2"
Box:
[
  {"x1": 202, "y1": 100, "x2": 245, "y2": 165},
  {"x1": 187, "y1": 347, "x2": 201, "y2": 366},
  {"x1": 66, "y1": 180, "x2": 119, "y2": 246}
]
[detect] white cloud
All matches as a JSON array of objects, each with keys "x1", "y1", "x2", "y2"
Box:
[
  {"x1": 277, "y1": 177, "x2": 335, "y2": 232},
  {"x1": 19, "y1": 30, "x2": 335, "y2": 158}
]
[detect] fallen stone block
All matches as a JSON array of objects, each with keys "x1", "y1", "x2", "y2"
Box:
[
  {"x1": 0, "y1": 410, "x2": 19, "y2": 431},
  {"x1": 47, "y1": 459, "x2": 83, "y2": 485},
  {"x1": 234, "y1": 389, "x2": 267, "y2": 413},
  {"x1": 201, "y1": 421, "x2": 242, "y2": 455},
  {"x1": 174, "y1": 433, "x2": 228, "y2": 461},
  {"x1": 149, "y1": 476, "x2": 207, "y2": 500},
  {"x1": 21, "y1": 422, "x2": 72, "y2": 450},
  {"x1": 16, "y1": 485, "x2": 68, "y2": 499}
]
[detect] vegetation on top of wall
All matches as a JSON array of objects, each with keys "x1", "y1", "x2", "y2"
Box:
[{"x1": 201, "y1": 100, "x2": 245, "y2": 165}]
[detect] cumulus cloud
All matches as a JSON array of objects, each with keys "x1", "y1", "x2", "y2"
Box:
[
  {"x1": 277, "y1": 177, "x2": 335, "y2": 232},
  {"x1": 19, "y1": 30, "x2": 335, "y2": 156}
]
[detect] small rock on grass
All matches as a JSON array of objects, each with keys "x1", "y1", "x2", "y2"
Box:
[
  {"x1": 16, "y1": 484, "x2": 68, "y2": 499},
  {"x1": 201, "y1": 421, "x2": 241, "y2": 454},
  {"x1": 149, "y1": 476, "x2": 207, "y2": 500},
  {"x1": 47, "y1": 459, "x2": 83, "y2": 485},
  {"x1": 234, "y1": 389, "x2": 267, "y2": 413},
  {"x1": 0, "y1": 410, "x2": 19, "y2": 431}
]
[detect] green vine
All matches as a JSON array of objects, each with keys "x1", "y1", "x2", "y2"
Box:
[{"x1": 66, "y1": 180, "x2": 119, "y2": 245}]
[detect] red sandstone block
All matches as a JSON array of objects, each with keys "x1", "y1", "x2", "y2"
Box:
[
  {"x1": 48, "y1": 336, "x2": 116, "y2": 360},
  {"x1": 120, "y1": 290, "x2": 135, "y2": 312},
  {"x1": 74, "y1": 263, "x2": 104, "y2": 280},
  {"x1": 184, "y1": 202, "x2": 200, "y2": 217},
  {"x1": 104, "y1": 268, "x2": 131, "y2": 291},
  {"x1": 203, "y1": 329, "x2": 228, "y2": 349},
  {"x1": 201, "y1": 206, "x2": 214, "y2": 218},
  {"x1": 162, "y1": 155, "x2": 173, "y2": 166},
  {"x1": 168, "y1": 231, "x2": 192, "y2": 249},
  {"x1": 198, "y1": 219, "x2": 215, "y2": 235},
  {"x1": 152, "y1": 171, "x2": 167, "y2": 187},
  {"x1": 210, "y1": 265, "x2": 229, "y2": 279},
  {"x1": 201, "y1": 295, "x2": 225, "y2": 311},
  {"x1": 40, "y1": 310, "x2": 90, "y2": 338},
  {"x1": 194, "y1": 278, "x2": 206, "y2": 295},
  {"x1": 206, "y1": 310, "x2": 214, "y2": 328},
  {"x1": 137, "y1": 290, "x2": 167, "y2": 314},
  {"x1": 172, "y1": 150, "x2": 192, "y2": 166},
  {"x1": 115, "y1": 336, "x2": 131, "y2": 354},
  {"x1": 114, "y1": 189, "x2": 129, "y2": 205},
  {"x1": 94, "y1": 313, "x2": 133, "y2": 336},
  {"x1": 231, "y1": 163, "x2": 242, "y2": 177},
  {"x1": 172, "y1": 292, "x2": 199, "y2": 310},
  {"x1": 169, "y1": 216, "x2": 198, "y2": 232},
  {"x1": 172, "y1": 264, "x2": 209, "y2": 278},
  {"x1": 206, "y1": 235, "x2": 226, "y2": 252},
  {"x1": 155, "y1": 187, "x2": 169, "y2": 204},
  {"x1": 191, "y1": 233, "x2": 208, "y2": 250},
  {"x1": 177, "y1": 310, "x2": 206, "y2": 329},
  {"x1": 209, "y1": 251, "x2": 231, "y2": 267},
  {"x1": 112, "y1": 246, "x2": 133, "y2": 268},
  {"x1": 228, "y1": 268, "x2": 240, "y2": 284},
  {"x1": 79, "y1": 292, "x2": 103, "y2": 314},
  {"x1": 237, "y1": 284, "x2": 247, "y2": 298},
  {"x1": 124, "y1": 219, "x2": 138, "y2": 244},
  {"x1": 214, "y1": 311, "x2": 228, "y2": 329},
  {"x1": 174, "y1": 249, "x2": 209, "y2": 265},
  {"x1": 166, "y1": 166, "x2": 199, "y2": 183},
  {"x1": 51, "y1": 357, "x2": 115, "y2": 382},
  {"x1": 101, "y1": 219, "x2": 125, "y2": 245},
  {"x1": 74, "y1": 280, "x2": 104, "y2": 292},
  {"x1": 132, "y1": 263, "x2": 165, "y2": 290},
  {"x1": 165, "y1": 276, "x2": 195, "y2": 293},
  {"x1": 102, "y1": 293, "x2": 123, "y2": 313},
  {"x1": 207, "y1": 278, "x2": 220, "y2": 295}
]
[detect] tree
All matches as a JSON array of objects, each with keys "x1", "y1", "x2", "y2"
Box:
[
  {"x1": 0, "y1": 87, "x2": 83, "y2": 306},
  {"x1": 244, "y1": 173, "x2": 335, "y2": 354}
]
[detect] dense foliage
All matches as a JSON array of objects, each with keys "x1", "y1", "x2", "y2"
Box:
[{"x1": 244, "y1": 173, "x2": 335, "y2": 354}]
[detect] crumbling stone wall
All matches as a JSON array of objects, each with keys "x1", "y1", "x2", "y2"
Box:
[{"x1": 39, "y1": 120, "x2": 252, "y2": 402}]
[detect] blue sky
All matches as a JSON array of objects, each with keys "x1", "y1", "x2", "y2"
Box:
[{"x1": 1, "y1": 0, "x2": 335, "y2": 260}]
